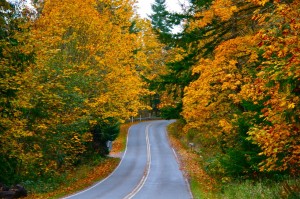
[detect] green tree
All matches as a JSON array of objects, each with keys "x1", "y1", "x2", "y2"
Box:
[
  {"x1": 150, "y1": 0, "x2": 171, "y2": 33},
  {"x1": 0, "y1": 0, "x2": 35, "y2": 184}
]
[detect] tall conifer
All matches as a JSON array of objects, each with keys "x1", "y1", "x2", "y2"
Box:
[{"x1": 150, "y1": 0, "x2": 171, "y2": 34}]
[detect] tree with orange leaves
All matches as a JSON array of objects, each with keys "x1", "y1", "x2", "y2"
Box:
[{"x1": 182, "y1": 0, "x2": 300, "y2": 175}]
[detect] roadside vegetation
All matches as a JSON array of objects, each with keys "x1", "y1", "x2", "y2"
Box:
[
  {"x1": 149, "y1": 0, "x2": 300, "y2": 198},
  {"x1": 23, "y1": 122, "x2": 131, "y2": 199},
  {"x1": 168, "y1": 120, "x2": 300, "y2": 199}
]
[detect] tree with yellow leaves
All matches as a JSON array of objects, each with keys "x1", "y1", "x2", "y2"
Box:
[
  {"x1": 0, "y1": 0, "x2": 36, "y2": 184},
  {"x1": 1, "y1": 0, "x2": 151, "y2": 183}
]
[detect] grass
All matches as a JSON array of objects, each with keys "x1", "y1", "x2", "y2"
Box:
[
  {"x1": 190, "y1": 178, "x2": 214, "y2": 199},
  {"x1": 219, "y1": 180, "x2": 280, "y2": 199},
  {"x1": 23, "y1": 122, "x2": 134, "y2": 199},
  {"x1": 167, "y1": 120, "x2": 300, "y2": 199},
  {"x1": 217, "y1": 178, "x2": 300, "y2": 199}
]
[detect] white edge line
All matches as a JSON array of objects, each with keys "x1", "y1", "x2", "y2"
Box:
[
  {"x1": 165, "y1": 121, "x2": 194, "y2": 199},
  {"x1": 172, "y1": 148, "x2": 180, "y2": 164},
  {"x1": 62, "y1": 125, "x2": 134, "y2": 199},
  {"x1": 176, "y1": 147, "x2": 193, "y2": 199},
  {"x1": 124, "y1": 123, "x2": 152, "y2": 199}
]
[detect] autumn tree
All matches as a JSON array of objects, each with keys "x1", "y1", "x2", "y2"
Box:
[
  {"x1": 182, "y1": 0, "x2": 268, "y2": 177},
  {"x1": 243, "y1": 0, "x2": 300, "y2": 173},
  {"x1": 0, "y1": 0, "x2": 36, "y2": 184},
  {"x1": 1, "y1": 0, "x2": 151, "y2": 183},
  {"x1": 182, "y1": 0, "x2": 300, "y2": 175},
  {"x1": 28, "y1": 0, "x2": 149, "y2": 163}
]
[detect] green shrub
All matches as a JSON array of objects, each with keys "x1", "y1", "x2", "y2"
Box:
[
  {"x1": 89, "y1": 117, "x2": 120, "y2": 156},
  {"x1": 160, "y1": 104, "x2": 182, "y2": 119}
]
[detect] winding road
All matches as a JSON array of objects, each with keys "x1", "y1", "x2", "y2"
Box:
[{"x1": 63, "y1": 120, "x2": 192, "y2": 199}]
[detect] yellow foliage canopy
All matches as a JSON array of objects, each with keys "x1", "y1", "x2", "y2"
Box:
[{"x1": 1, "y1": 0, "x2": 152, "y2": 178}]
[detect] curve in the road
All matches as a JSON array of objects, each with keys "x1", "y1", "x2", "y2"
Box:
[
  {"x1": 62, "y1": 120, "x2": 192, "y2": 199},
  {"x1": 130, "y1": 120, "x2": 192, "y2": 199}
]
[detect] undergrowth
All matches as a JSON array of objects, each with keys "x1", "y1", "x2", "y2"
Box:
[{"x1": 167, "y1": 120, "x2": 300, "y2": 199}]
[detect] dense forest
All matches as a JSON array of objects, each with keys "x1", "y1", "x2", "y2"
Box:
[
  {"x1": 1, "y1": 0, "x2": 299, "y2": 197},
  {"x1": 152, "y1": 0, "x2": 299, "y2": 175},
  {"x1": 151, "y1": 0, "x2": 299, "y2": 197}
]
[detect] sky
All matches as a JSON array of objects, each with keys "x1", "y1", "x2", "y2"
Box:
[
  {"x1": 135, "y1": 0, "x2": 189, "y2": 19},
  {"x1": 7, "y1": 0, "x2": 188, "y2": 19},
  {"x1": 6, "y1": 0, "x2": 189, "y2": 23},
  {"x1": 7, "y1": 0, "x2": 36, "y2": 12}
]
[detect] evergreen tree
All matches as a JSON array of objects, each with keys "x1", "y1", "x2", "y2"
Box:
[{"x1": 150, "y1": 0, "x2": 171, "y2": 34}]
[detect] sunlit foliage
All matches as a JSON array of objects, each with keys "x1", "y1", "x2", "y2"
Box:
[
  {"x1": 1, "y1": 0, "x2": 151, "y2": 184},
  {"x1": 182, "y1": 0, "x2": 300, "y2": 174}
]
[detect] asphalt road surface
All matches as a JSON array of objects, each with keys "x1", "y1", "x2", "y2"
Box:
[{"x1": 63, "y1": 120, "x2": 191, "y2": 199}]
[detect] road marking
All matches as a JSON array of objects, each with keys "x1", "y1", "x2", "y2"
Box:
[
  {"x1": 167, "y1": 122, "x2": 194, "y2": 199},
  {"x1": 62, "y1": 125, "x2": 134, "y2": 199},
  {"x1": 124, "y1": 123, "x2": 152, "y2": 199},
  {"x1": 174, "y1": 148, "x2": 193, "y2": 198},
  {"x1": 172, "y1": 148, "x2": 180, "y2": 164}
]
